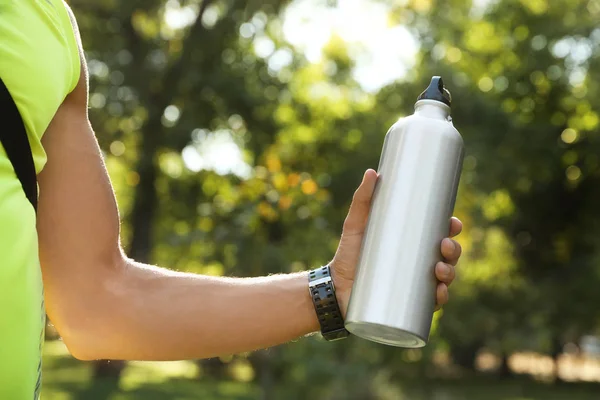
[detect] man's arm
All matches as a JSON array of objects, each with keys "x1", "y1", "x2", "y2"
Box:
[
  {"x1": 38, "y1": 66, "x2": 327, "y2": 360},
  {"x1": 38, "y1": 6, "x2": 461, "y2": 362}
]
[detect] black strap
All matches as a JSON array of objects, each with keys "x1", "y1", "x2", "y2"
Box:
[
  {"x1": 0, "y1": 78, "x2": 38, "y2": 212},
  {"x1": 308, "y1": 264, "x2": 350, "y2": 341}
]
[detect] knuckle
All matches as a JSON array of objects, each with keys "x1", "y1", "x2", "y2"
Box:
[
  {"x1": 342, "y1": 217, "x2": 354, "y2": 231},
  {"x1": 439, "y1": 284, "x2": 449, "y2": 299},
  {"x1": 454, "y1": 241, "x2": 463, "y2": 258},
  {"x1": 447, "y1": 264, "x2": 456, "y2": 281}
]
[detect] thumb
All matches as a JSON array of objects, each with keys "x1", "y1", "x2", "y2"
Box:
[{"x1": 342, "y1": 169, "x2": 378, "y2": 236}]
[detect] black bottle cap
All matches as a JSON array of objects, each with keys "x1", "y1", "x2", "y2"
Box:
[{"x1": 417, "y1": 76, "x2": 452, "y2": 107}]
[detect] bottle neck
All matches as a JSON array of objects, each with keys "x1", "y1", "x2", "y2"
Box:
[{"x1": 414, "y1": 100, "x2": 451, "y2": 121}]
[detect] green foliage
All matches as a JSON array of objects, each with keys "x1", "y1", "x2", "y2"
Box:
[
  {"x1": 42, "y1": 340, "x2": 600, "y2": 399},
  {"x1": 48, "y1": 0, "x2": 600, "y2": 395},
  {"x1": 402, "y1": 0, "x2": 600, "y2": 353}
]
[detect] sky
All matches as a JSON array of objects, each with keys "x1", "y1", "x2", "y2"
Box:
[
  {"x1": 165, "y1": 0, "x2": 420, "y2": 91},
  {"x1": 282, "y1": 0, "x2": 418, "y2": 92},
  {"x1": 171, "y1": 0, "x2": 420, "y2": 175},
  {"x1": 159, "y1": 0, "x2": 592, "y2": 176}
]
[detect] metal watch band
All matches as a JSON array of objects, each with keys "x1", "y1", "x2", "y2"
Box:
[{"x1": 308, "y1": 264, "x2": 350, "y2": 341}]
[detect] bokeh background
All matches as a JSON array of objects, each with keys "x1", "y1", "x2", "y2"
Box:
[{"x1": 42, "y1": 0, "x2": 600, "y2": 398}]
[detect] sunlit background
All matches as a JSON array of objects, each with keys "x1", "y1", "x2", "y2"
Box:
[
  {"x1": 170, "y1": 0, "x2": 421, "y2": 177},
  {"x1": 43, "y1": 0, "x2": 600, "y2": 398}
]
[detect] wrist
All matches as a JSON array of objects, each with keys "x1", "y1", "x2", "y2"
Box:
[{"x1": 328, "y1": 260, "x2": 353, "y2": 318}]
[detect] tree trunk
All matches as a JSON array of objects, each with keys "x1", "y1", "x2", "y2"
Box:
[
  {"x1": 498, "y1": 352, "x2": 513, "y2": 379},
  {"x1": 197, "y1": 358, "x2": 228, "y2": 380},
  {"x1": 249, "y1": 350, "x2": 276, "y2": 400},
  {"x1": 92, "y1": 360, "x2": 126, "y2": 379},
  {"x1": 450, "y1": 342, "x2": 481, "y2": 371},
  {"x1": 127, "y1": 135, "x2": 160, "y2": 263},
  {"x1": 73, "y1": 359, "x2": 125, "y2": 400},
  {"x1": 551, "y1": 337, "x2": 564, "y2": 383}
]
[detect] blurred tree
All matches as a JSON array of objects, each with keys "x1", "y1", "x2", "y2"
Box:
[
  {"x1": 70, "y1": 0, "x2": 292, "y2": 385},
  {"x1": 387, "y1": 0, "x2": 600, "y2": 376},
  {"x1": 60, "y1": 0, "x2": 600, "y2": 396}
]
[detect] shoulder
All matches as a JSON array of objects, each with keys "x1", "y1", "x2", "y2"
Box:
[
  {"x1": 60, "y1": 1, "x2": 89, "y2": 111},
  {"x1": 62, "y1": 1, "x2": 82, "y2": 45}
]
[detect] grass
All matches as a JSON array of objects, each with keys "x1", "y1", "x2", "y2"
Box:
[
  {"x1": 396, "y1": 376, "x2": 600, "y2": 400},
  {"x1": 41, "y1": 341, "x2": 258, "y2": 400},
  {"x1": 41, "y1": 340, "x2": 600, "y2": 399}
]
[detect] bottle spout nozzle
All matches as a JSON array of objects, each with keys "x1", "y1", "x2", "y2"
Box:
[{"x1": 417, "y1": 76, "x2": 452, "y2": 107}]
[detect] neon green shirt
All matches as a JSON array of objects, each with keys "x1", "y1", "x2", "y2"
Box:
[{"x1": 0, "y1": 0, "x2": 80, "y2": 397}]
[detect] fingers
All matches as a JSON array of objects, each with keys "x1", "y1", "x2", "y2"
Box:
[
  {"x1": 449, "y1": 217, "x2": 462, "y2": 237},
  {"x1": 342, "y1": 169, "x2": 378, "y2": 236},
  {"x1": 435, "y1": 217, "x2": 462, "y2": 311},
  {"x1": 441, "y1": 238, "x2": 462, "y2": 265},
  {"x1": 435, "y1": 261, "x2": 455, "y2": 285},
  {"x1": 435, "y1": 283, "x2": 449, "y2": 311}
]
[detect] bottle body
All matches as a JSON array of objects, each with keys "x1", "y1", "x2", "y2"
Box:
[{"x1": 345, "y1": 99, "x2": 464, "y2": 348}]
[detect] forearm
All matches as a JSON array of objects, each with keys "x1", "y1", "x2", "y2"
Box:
[{"x1": 65, "y1": 258, "x2": 319, "y2": 361}]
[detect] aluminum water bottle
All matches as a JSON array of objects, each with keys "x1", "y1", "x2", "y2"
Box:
[{"x1": 345, "y1": 76, "x2": 464, "y2": 348}]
